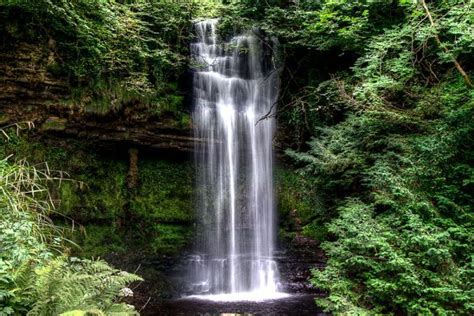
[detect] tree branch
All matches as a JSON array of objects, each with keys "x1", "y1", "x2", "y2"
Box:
[{"x1": 420, "y1": 0, "x2": 472, "y2": 88}]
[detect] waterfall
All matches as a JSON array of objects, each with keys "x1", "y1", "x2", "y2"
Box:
[{"x1": 189, "y1": 19, "x2": 284, "y2": 300}]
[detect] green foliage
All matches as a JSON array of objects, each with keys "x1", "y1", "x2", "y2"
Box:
[
  {"x1": 286, "y1": 76, "x2": 473, "y2": 314},
  {"x1": 21, "y1": 257, "x2": 141, "y2": 316},
  {"x1": 0, "y1": 134, "x2": 195, "y2": 257},
  {"x1": 0, "y1": 158, "x2": 60, "y2": 261},
  {"x1": 313, "y1": 199, "x2": 472, "y2": 314},
  {"x1": 191, "y1": 0, "x2": 224, "y2": 18},
  {"x1": 131, "y1": 160, "x2": 193, "y2": 223},
  {"x1": 275, "y1": 167, "x2": 324, "y2": 240},
  {"x1": 71, "y1": 225, "x2": 126, "y2": 259},
  {"x1": 291, "y1": 81, "x2": 473, "y2": 314},
  {"x1": 0, "y1": 149, "x2": 141, "y2": 315},
  {"x1": 0, "y1": 0, "x2": 220, "y2": 113},
  {"x1": 222, "y1": 0, "x2": 407, "y2": 50},
  {"x1": 147, "y1": 224, "x2": 193, "y2": 255},
  {"x1": 221, "y1": 0, "x2": 474, "y2": 314},
  {"x1": 1, "y1": 0, "x2": 472, "y2": 314}
]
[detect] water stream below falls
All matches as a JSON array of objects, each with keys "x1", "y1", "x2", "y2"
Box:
[{"x1": 189, "y1": 19, "x2": 284, "y2": 300}]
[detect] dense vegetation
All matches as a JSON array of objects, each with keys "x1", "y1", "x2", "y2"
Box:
[
  {"x1": 0, "y1": 131, "x2": 194, "y2": 258},
  {"x1": 0, "y1": 126, "x2": 142, "y2": 315},
  {"x1": 0, "y1": 1, "x2": 201, "y2": 313},
  {"x1": 224, "y1": 0, "x2": 473, "y2": 314},
  {"x1": 0, "y1": 0, "x2": 217, "y2": 114},
  {"x1": 1, "y1": 0, "x2": 473, "y2": 315}
]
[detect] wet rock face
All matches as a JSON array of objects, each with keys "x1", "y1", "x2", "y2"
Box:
[
  {"x1": 0, "y1": 42, "x2": 69, "y2": 108},
  {"x1": 277, "y1": 235, "x2": 327, "y2": 295},
  {"x1": 0, "y1": 41, "x2": 195, "y2": 153}
]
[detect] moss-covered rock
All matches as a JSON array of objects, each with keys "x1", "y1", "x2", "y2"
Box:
[
  {"x1": 0, "y1": 114, "x2": 10, "y2": 125},
  {"x1": 0, "y1": 133, "x2": 194, "y2": 257},
  {"x1": 275, "y1": 165, "x2": 327, "y2": 241},
  {"x1": 130, "y1": 160, "x2": 193, "y2": 223},
  {"x1": 40, "y1": 116, "x2": 67, "y2": 131}
]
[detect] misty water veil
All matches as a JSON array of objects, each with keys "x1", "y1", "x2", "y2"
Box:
[{"x1": 188, "y1": 19, "x2": 285, "y2": 300}]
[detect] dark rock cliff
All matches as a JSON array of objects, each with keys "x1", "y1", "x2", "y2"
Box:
[{"x1": 0, "y1": 41, "x2": 195, "y2": 153}]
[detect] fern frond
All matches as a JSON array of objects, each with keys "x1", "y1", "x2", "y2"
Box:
[{"x1": 27, "y1": 257, "x2": 142, "y2": 316}]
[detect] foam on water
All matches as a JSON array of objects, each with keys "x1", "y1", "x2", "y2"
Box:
[{"x1": 187, "y1": 291, "x2": 290, "y2": 302}]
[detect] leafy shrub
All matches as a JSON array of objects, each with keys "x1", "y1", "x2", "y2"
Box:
[
  {"x1": 288, "y1": 80, "x2": 473, "y2": 314},
  {"x1": 0, "y1": 148, "x2": 142, "y2": 315},
  {"x1": 235, "y1": 0, "x2": 474, "y2": 314},
  {"x1": 0, "y1": 0, "x2": 218, "y2": 113}
]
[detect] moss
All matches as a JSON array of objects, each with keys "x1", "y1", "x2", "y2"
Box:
[
  {"x1": 131, "y1": 160, "x2": 193, "y2": 223},
  {"x1": 0, "y1": 133, "x2": 194, "y2": 257},
  {"x1": 276, "y1": 165, "x2": 325, "y2": 240},
  {"x1": 59, "y1": 182, "x2": 81, "y2": 216},
  {"x1": 58, "y1": 159, "x2": 128, "y2": 221},
  {"x1": 0, "y1": 114, "x2": 10, "y2": 125},
  {"x1": 276, "y1": 166, "x2": 314, "y2": 223},
  {"x1": 40, "y1": 117, "x2": 68, "y2": 131},
  {"x1": 70, "y1": 224, "x2": 126, "y2": 258},
  {"x1": 179, "y1": 113, "x2": 192, "y2": 129},
  {"x1": 147, "y1": 224, "x2": 193, "y2": 255}
]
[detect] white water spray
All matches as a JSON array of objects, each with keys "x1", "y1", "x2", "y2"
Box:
[{"x1": 190, "y1": 19, "x2": 284, "y2": 301}]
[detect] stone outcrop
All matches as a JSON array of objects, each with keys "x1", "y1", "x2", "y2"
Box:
[
  {"x1": 0, "y1": 42, "x2": 69, "y2": 108},
  {"x1": 277, "y1": 236, "x2": 326, "y2": 294},
  {"x1": 0, "y1": 41, "x2": 195, "y2": 153}
]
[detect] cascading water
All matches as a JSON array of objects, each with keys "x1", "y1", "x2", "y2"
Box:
[{"x1": 189, "y1": 19, "x2": 286, "y2": 301}]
